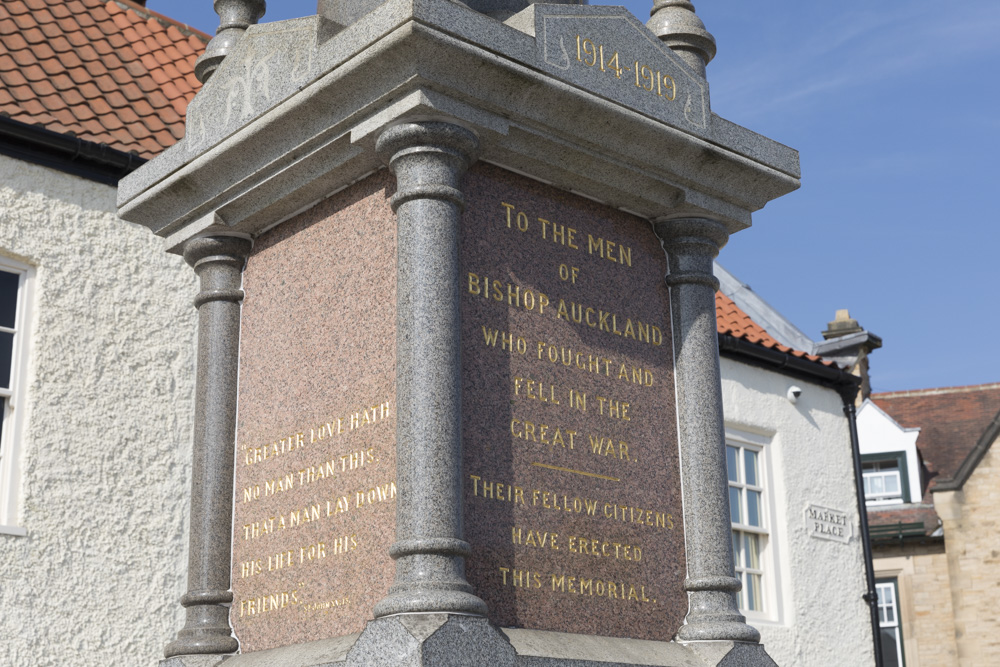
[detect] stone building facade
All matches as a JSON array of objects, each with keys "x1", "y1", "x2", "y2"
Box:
[{"x1": 862, "y1": 383, "x2": 1000, "y2": 666}]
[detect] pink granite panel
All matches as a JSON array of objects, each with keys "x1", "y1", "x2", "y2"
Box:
[
  {"x1": 231, "y1": 171, "x2": 398, "y2": 652},
  {"x1": 460, "y1": 163, "x2": 685, "y2": 641}
]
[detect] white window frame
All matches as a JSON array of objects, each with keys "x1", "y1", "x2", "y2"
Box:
[
  {"x1": 725, "y1": 429, "x2": 778, "y2": 621},
  {"x1": 863, "y1": 460, "x2": 903, "y2": 504},
  {"x1": 0, "y1": 256, "x2": 34, "y2": 536},
  {"x1": 876, "y1": 579, "x2": 906, "y2": 666}
]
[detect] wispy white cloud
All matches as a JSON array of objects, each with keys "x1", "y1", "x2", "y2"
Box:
[{"x1": 704, "y1": 0, "x2": 1000, "y2": 122}]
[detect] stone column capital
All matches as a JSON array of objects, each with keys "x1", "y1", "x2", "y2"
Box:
[
  {"x1": 653, "y1": 217, "x2": 728, "y2": 290},
  {"x1": 376, "y1": 122, "x2": 480, "y2": 211}
]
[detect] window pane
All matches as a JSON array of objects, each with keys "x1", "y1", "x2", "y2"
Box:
[
  {"x1": 0, "y1": 331, "x2": 13, "y2": 389},
  {"x1": 0, "y1": 398, "x2": 5, "y2": 456},
  {"x1": 870, "y1": 476, "x2": 884, "y2": 496},
  {"x1": 747, "y1": 490, "x2": 762, "y2": 527},
  {"x1": 727, "y1": 446, "x2": 739, "y2": 482},
  {"x1": 744, "y1": 533, "x2": 760, "y2": 569},
  {"x1": 746, "y1": 573, "x2": 762, "y2": 611},
  {"x1": 0, "y1": 271, "x2": 18, "y2": 329},
  {"x1": 880, "y1": 628, "x2": 901, "y2": 667},
  {"x1": 732, "y1": 532, "x2": 741, "y2": 566},
  {"x1": 864, "y1": 476, "x2": 873, "y2": 496},
  {"x1": 744, "y1": 449, "x2": 758, "y2": 486},
  {"x1": 729, "y1": 487, "x2": 741, "y2": 524},
  {"x1": 885, "y1": 475, "x2": 899, "y2": 494}
]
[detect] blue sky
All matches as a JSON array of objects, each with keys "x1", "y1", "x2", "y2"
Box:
[{"x1": 151, "y1": 1, "x2": 1000, "y2": 393}]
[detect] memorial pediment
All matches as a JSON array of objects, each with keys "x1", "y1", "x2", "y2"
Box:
[
  {"x1": 521, "y1": 5, "x2": 709, "y2": 133},
  {"x1": 184, "y1": 17, "x2": 321, "y2": 156}
]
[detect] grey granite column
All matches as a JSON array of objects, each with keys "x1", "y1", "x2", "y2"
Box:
[
  {"x1": 371, "y1": 122, "x2": 488, "y2": 618},
  {"x1": 653, "y1": 218, "x2": 760, "y2": 643},
  {"x1": 165, "y1": 235, "x2": 253, "y2": 659}
]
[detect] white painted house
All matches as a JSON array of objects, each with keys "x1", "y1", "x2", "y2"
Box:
[
  {"x1": 715, "y1": 266, "x2": 877, "y2": 666},
  {"x1": 0, "y1": 2, "x2": 207, "y2": 664}
]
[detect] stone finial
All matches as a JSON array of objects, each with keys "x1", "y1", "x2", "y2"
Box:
[
  {"x1": 647, "y1": 0, "x2": 716, "y2": 78},
  {"x1": 195, "y1": 0, "x2": 267, "y2": 83}
]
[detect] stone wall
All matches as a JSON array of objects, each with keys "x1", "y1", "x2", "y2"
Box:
[
  {"x1": 936, "y1": 437, "x2": 1000, "y2": 666},
  {"x1": 875, "y1": 547, "x2": 958, "y2": 667},
  {"x1": 0, "y1": 155, "x2": 197, "y2": 665}
]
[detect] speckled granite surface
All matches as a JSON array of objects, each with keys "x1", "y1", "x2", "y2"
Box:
[
  {"x1": 459, "y1": 163, "x2": 685, "y2": 640},
  {"x1": 231, "y1": 171, "x2": 398, "y2": 651}
]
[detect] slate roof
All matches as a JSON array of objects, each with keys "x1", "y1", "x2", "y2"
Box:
[
  {"x1": 0, "y1": 0, "x2": 208, "y2": 159},
  {"x1": 873, "y1": 383, "x2": 1000, "y2": 496},
  {"x1": 716, "y1": 291, "x2": 832, "y2": 366}
]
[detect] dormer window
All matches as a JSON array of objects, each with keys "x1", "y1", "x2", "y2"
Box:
[{"x1": 861, "y1": 453, "x2": 911, "y2": 506}]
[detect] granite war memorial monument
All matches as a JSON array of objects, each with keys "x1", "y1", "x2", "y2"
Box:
[{"x1": 118, "y1": 1, "x2": 801, "y2": 665}]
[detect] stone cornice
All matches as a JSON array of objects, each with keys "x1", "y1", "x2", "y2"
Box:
[{"x1": 118, "y1": 0, "x2": 799, "y2": 252}]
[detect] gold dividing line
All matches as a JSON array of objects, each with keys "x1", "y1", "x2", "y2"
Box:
[{"x1": 531, "y1": 462, "x2": 621, "y2": 482}]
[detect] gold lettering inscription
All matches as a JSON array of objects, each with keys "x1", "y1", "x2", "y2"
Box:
[
  {"x1": 534, "y1": 338, "x2": 656, "y2": 385},
  {"x1": 481, "y1": 326, "x2": 529, "y2": 354},
  {"x1": 467, "y1": 272, "x2": 550, "y2": 315},
  {"x1": 509, "y1": 418, "x2": 578, "y2": 449},
  {"x1": 574, "y1": 34, "x2": 678, "y2": 107},
  {"x1": 550, "y1": 572, "x2": 654, "y2": 603},
  {"x1": 243, "y1": 482, "x2": 396, "y2": 541},
  {"x1": 241, "y1": 448, "x2": 378, "y2": 506},
  {"x1": 469, "y1": 475, "x2": 675, "y2": 531},
  {"x1": 510, "y1": 525, "x2": 643, "y2": 562},
  {"x1": 497, "y1": 566, "x2": 657, "y2": 604},
  {"x1": 242, "y1": 400, "x2": 391, "y2": 466},
  {"x1": 586, "y1": 234, "x2": 632, "y2": 267},
  {"x1": 513, "y1": 376, "x2": 561, "y2": 405},
  {"x1": 587, "y1": 435, "x2": 631, "y2": 461},
  {"x1": 238, "y1": 588, "x2": 301, "y2": 618},
  {"x1": 301, "y1": 596, "x2": 351, "y2": 614},
  {"x1": 595, "y1": 396, "x2": 631, "y2": 421}
]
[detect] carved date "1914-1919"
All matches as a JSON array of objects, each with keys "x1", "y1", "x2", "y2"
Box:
[{"x1": 575, "y1": 35, "x2": 677, "y2": 102}]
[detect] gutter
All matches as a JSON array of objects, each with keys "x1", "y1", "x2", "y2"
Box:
[
  {"x1": 718, "y1": 334, "x2": 884, "y2": 666},
  {"x1": 0, "y1": 115, "x2": 147, "y2": 186}
]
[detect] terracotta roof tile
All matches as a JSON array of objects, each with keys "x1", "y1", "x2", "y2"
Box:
[
  {"x1": 0, "y1": 0, "x2": 209, "y2": 159},
  {"x1": 873, "y1": 383, "x2": 1000, "y2": 497},
  {"x1": 716, "y1": 292, "x2": 832, "y2": 366}
]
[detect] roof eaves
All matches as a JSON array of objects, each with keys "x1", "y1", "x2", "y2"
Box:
[
  {"x1": 714, "y1": 261, "x2": 817, "y2": 353},
  {"x1": 719, "y1": 332, "x2": 860, "y2": 404},
  {"x1": 0, "y1": 113, "x2": 147, "y2": 185}
]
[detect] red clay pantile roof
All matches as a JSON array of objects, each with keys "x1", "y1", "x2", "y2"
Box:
[
  {"x1": 716, "y1": 292, "x2": 832, "y2": 366},
  {"x1": 0, "y1": 0, "x2": 208, "y2": 158},
  {"x1": 873, "y1": 383, "x2": 1000, "y2": 496}
]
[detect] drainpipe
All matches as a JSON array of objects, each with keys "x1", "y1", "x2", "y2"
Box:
[{"x1": 844, "y1": 397, "x2": 884, "y2": 667}]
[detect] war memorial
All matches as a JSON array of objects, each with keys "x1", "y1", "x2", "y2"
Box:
[{"x1": 117, "y1": 1, "x2": 801, "y2": 664}]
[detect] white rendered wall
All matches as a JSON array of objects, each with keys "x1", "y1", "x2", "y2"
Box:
[
  {"x1": 0, "y1": 155, "x2": 197, "y2": 665},
  {"x1": 720, "y1": 357, "x2": 876, "y2": 667},
  {"x1": 857, "y1": 399, "x2": 922, "y2": 504}
]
